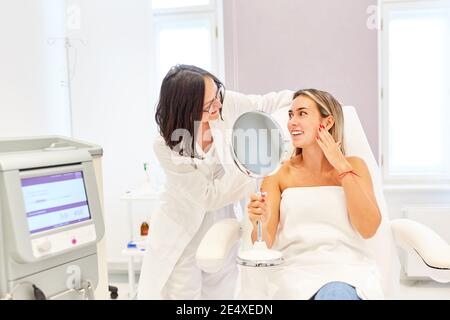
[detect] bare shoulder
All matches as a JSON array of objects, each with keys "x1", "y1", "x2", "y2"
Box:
[
  {"x1": 263, "y1": 169, "x2": 281, "y2": 185},
  {"x1": 346, "y1": 156, "x2": 371, "y2": 176},
  {"x1": 273, "y1": 159, "x2": 295, "y2": 188},
  {"x1": 346, "y1": 156, "x2": 367, "y2": 167},
  {"x1": 261, "y1": 162, "x2": 286, "y2": 191}
]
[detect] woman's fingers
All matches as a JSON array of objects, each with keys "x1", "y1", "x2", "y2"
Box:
[
  {"x1": 248, "y1": 209, "x2": 265, "y2": 217},
  {"x1": 325, "y1": 130, "x2": 336, "y2": 145},
  {"x1": 318, "y1": 125, "x2": 334, "y2": 145},
  {"x1": 316, "y1": 133, "x2": 326, "y2": 151},
  {"x1": 248, "y1": 201, "x2": 266, "y2": 211},
  {"x1": 247, "y1": 199, "x2": 267, "y2": 220},
  {"x1": 317, "y1": 127, "x2": 328, "y2": 146},
  {"x1": 248, "y1": 192, "x2": 269, "y2": 223},
  {"x1": 249, "y1": 193, "x2": 265, "y2": 202},
  {"x1": 317, "y1": 126, "x2": 340, "y2": 152}
]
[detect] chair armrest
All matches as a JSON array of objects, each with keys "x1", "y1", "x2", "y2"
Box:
[
  {"x1": 195, "y1": 218, "x2": 241, "y2": 273},
  {"x1": 390, "y1": 218, "x2": 450, "y2": 269}
]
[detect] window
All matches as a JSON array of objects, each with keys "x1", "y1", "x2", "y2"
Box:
[
  {"x1": 380, "y1": 0, "x2": 450, "y2": 184},
  {"x1": 151, "y1": 0, "x2": 224, "y2": 95},
  {"x1": 152, "y1": 0, "x2": 210, "y2": 10}
]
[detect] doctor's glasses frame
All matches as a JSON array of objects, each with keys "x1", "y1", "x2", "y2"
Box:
[{"x1": 202, "y1": 81, "x2": 225, "y2": 114}]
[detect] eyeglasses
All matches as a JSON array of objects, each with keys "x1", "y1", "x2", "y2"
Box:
[{"x1": 203, "y1": 83, "x2": 225, "y2": 114}]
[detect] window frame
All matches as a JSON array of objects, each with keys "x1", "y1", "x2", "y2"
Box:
[
  {"x1": 150, "y1": 0, "x2": 225, "y2": 98},
  {"x1": 379, "y1": 0, "x2": 450, "y2": 186},
  {"x1": 152, "y1": 0, "x2": 216, "y2": 15}
]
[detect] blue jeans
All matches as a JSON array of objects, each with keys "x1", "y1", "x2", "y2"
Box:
[{"x1": 311, "y1": 281, "x2": 361, "y2": 300}]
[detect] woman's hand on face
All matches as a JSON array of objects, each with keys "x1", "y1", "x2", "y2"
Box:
[
  {"x1": 247, "y1": 193, "x2": 270, "y2": 225},
  {"x1": 316, "y1": 124, "x2": 352, "y2": 174}
]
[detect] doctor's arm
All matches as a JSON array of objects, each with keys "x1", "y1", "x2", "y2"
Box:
[
  {"x1": 224, "y1": 90, "x2": 294, "y2": 118},
  {"x1": 154, "y1": 138, "x2": 253, "y2": 212},
  {"x1": 247, "y1": 174, "x2": 281, "y2": 248}
]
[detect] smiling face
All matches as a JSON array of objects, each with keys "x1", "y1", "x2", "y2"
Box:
[
  {"x1": 288, "y1": 95, "x2": 329, "y2": 149},
  {"x1": 288, "y1": 89, "x2": 345, "y2": 156}
]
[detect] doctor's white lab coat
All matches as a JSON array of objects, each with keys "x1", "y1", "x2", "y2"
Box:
[{"x1": 137, "y1": 90, "x2": 293, "y2": 299}]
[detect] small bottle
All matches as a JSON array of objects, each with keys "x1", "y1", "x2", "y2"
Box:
[{"x1": 140, "y1": 221, "x2": 149, "y2": 237}]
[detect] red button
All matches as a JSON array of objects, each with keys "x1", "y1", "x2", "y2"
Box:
[{"x1": 71, "y1": 238, "x2": 77, "y2": 245}]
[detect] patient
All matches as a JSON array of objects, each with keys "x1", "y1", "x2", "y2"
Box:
[{"x1": 247, "y1": 89, "x2": 385, "y2": 300}]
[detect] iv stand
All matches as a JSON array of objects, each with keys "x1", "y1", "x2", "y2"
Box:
[{"x1": 46, "y1": 37, "x2": 86, "y2": 138}]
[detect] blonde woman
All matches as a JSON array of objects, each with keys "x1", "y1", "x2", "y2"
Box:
[{"x1": 247, "y1": 89, "x2": 384, "y2": 300}]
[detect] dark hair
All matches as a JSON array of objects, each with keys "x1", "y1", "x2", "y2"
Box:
[{"x1": 155, "y1": 64, "x2": 225, "y2": 158}]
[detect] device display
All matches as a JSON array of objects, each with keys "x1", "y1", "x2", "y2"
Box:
[{"x1": 21, "y1": 171, "x2": 91, "y2": 234}]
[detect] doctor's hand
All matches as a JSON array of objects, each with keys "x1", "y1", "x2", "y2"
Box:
[
  {"x1": 247, "y1": 193, "x2": 270, "y2": 225},
  {"x1": 316, "y1": 124, "x2": 352, "y2": 174}
]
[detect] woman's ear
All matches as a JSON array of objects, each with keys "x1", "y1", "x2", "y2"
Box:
[{"x1": 323, "y1": 116, "x2": 335, "y2": 130}]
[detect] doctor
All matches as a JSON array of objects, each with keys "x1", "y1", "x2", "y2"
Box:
[{"x1": 137, "y1": 64, "x2": 292, "y2": 299}]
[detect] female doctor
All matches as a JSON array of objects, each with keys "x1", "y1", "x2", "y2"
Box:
[{"x1": 137, "y1": 65, "x2": 292, "y2": 299}]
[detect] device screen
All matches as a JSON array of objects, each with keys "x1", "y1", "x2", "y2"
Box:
[{"x1": 21, "y1": 171, "x2": 91, "y2": 234}]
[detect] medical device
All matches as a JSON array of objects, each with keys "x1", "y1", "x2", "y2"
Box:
[
  {"x1": 0, "y1": 136, "x2": 105, "y2": 300},
  {"x1": 230, "y1": 111, "x2": 289, "y2": 267}
]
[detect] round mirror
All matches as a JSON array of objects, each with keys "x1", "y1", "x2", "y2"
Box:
[
  {"x1": 231, "y1": 110, "x2": 288, "y2": 268},
  {"x1": 231, "y1": 110, "x2": 289, "y2": 178}
]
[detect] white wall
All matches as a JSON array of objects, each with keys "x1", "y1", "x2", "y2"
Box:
[
  {"x1": 1, "y1": 0, "x2": 158, "y2": 270},
  {"x1": 66, "y1": 0, "x2": 158, "y2": 269},
  {"x1": 0, "y1": 0, "x2": 71, "y2": 137}
]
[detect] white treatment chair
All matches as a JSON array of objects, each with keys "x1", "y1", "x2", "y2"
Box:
[{"x1": 196, "y1": 106, "x2": 450, "y2": 299}]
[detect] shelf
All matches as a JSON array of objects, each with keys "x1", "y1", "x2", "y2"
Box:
[
  {"x1": 120, "y1": 184, "x2": 162, "y2": 201},
  {"x1": 121, "y1": 248, "x2": 146, "y2": 256}
]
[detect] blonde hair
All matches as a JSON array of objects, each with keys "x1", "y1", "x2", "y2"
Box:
[{"x1": 292, "y1": 89, "x2": 345, "y2": 156}]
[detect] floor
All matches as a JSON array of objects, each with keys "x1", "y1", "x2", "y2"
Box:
[
  {"x1": 396, "y1": 279, "x2": 450, "y2": 300},
  {"x1": 108, "y1": 272, "x2": 450, "y2": 300},
  {"x1": 108, "y1": 273, "x2": 133, "y2": 300}
]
